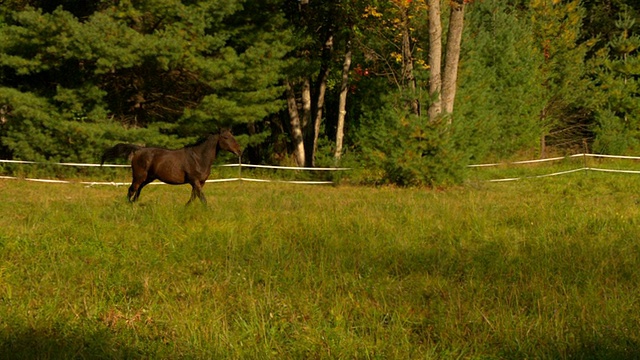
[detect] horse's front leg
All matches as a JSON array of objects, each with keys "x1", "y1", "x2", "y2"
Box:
[
  {"x1": 197, "y1": 180, "x2": 207, "y2": 204},
  {"x1": 187, "y1": 184, "x2": 200, "y2": 205},
  {"x1": 187, "y1": 186, "x2": 198, "y2": 205},
  {"x1": 187, "y1": 181, "x2": 207, "y2": 205}
]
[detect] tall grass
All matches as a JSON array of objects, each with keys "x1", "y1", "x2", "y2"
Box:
[{"x1": 1, "y1": 174, "x2": 639, "y2": 358}]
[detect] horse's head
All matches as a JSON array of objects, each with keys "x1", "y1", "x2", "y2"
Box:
[{"x1": 218, "y1": 129, "x2": 242, "y2": 156}]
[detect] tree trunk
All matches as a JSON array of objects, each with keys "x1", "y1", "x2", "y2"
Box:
[
  {"x1": 285, "y1": 80, "x2": 306, "y2": 166},
  {"x1": 301, "y1": 78, "x2": 312, "y2": 131},
  {"x1": 335, "y1": 40, "x2": 352, "y2": 162},
  {"x1": 401, "y1": 8, "x2": 420, "y2": 116},
  {"x1": 428, "y1": 0, "x2": 442, "y2": 122},
  {"x1": 310, "y1": 34, "x2": 333, "y2": 167},
  {"x1": 441, "y1": 0, "x2": 465, "y2": 118},
  {"x1": 301, "y1": 77, "x2": 312, "y2": 165}
]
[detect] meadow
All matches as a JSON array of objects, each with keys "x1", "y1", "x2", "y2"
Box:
[{"x1": 1, "y1": 172, "x2": 640, "y2": 359}]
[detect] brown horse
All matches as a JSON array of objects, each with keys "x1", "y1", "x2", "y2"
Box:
[{"x1": 101, "y1": 129, "x2": 242, "y2": 204}]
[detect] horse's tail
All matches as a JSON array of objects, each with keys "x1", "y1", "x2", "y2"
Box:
[{"x1": 101, "y1": 143, "x2": 142, "y2": 165}]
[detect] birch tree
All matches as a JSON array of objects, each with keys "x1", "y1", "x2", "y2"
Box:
[
  {"x1": 335, "y1": 40, "x2": 352, "y2": 161},
  {"x1": 428, "y1": 0, "x2": 468, "y2": 123},
  {"x1": 441, "y1": 0, "x2": 465, "y2": 116},
  {"x1": 283, "y1": 0, "x2": 356, "y2": 166},
  {"x1": 283, "y1": 0, "x2": 331, "y2": 167},
  {"x1": 285, "y1": 80, "x2": 306, "y2": 166},
  {"x1": 427, "y1": 0, "x2": 442, "y2": 121}
]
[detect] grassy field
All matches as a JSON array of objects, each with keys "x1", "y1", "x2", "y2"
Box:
[{"x1": 1, "y1": 173, "x2": 640, "y2": 359}]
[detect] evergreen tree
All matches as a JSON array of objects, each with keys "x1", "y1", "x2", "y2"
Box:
[
  {"x1": 0, "y1": 0, "x2": 290, "y2": 162},
  {"x1": 591, "y1": 6, "x2": 640, "y2": 154},
  {"x1": 455, "y1": 0, "x2": 545, "y2": 161},
  {"x1": 581, "y1": 0, "x2": 639, "y2": 50},
  {"x1": 530, "y1": 0, "x2": 592, "y2": 156}
]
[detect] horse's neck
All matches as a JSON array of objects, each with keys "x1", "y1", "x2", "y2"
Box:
[{"x1": 192, "y1": 134, "x2": 219, "y2": 166}]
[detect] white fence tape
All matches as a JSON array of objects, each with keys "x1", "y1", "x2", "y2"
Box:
[
  {"x1": 3, "y1": 153, "x2": 640, "y2": 185},
  {"x1": 0, "y1": 158, "x2": 348, "y2": 170},
  {"x1": 0, "y1": 175, "x2": 334, "y2": 186},
  {"x1": 0, "y1": 159, "x2": 130, "y2": 167},
  {"x1": 469, "y1": 153, "x2": 640, "y2": 182},
  {"x1": 467, "y1": 153, "x2": 594, "y2": 167},
  {"x1": 487, "y1": 168, "x2": 588, "y2": 182},
  {"x1": 469, "y1": 153, "x2": 640, "y2": 168},
  {"x1": 468, "y1": 155, "x2": 570, "y2": 168},
  {"x1": 228, "y1": 163, "x2": 350, "y2": 171},
  {"x1": 0, "y1": 158, "x2": 348, "y2": 185},
  {"x1": 585, "y1": 167, "x2": 640, "y2": 174},
  {"x1": 584, "y1": 153, "x2": 640, "y2": 160},
  {"x1": 486, "y1": 167, "x2": 640, "y2": 182}
]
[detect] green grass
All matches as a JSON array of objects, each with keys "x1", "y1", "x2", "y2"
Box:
[{"x1": 1, "y1": 174, "x2": 640, "y2": 359}]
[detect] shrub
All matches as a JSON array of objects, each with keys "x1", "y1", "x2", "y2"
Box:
[{"x1": 355, "y1": 97, "x2": 465, "y2": 187}]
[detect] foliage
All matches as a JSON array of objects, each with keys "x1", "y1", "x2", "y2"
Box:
[
  {"x1": 455, "y1": 0, "x2": 545, "y2": 161},
  {"x1": 591, "y1": 6, "x2": 640, "y2": 154},
  {"x1": 592, "y1": 109, "x2": 636, "y2": 154},
  {"x1": 1, "y1": 0, "x2": 640, "y2": 184},
  {"x1": 0, "y1": 0, "x2": 290, "y2": 161},
  {"x1": 356, "y1": 92, "x2": 465, "y2": 186},
  {"x1": 529, "y1": 0, "x2": 594, "y2": 152},
  {"x1": 356, "y1": 0, "x2": 429, "y2": 92}
]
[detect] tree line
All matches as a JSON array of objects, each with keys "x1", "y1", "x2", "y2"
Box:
[{"x1": 0, "y1": 0, "x2": 638, "y2": 185}]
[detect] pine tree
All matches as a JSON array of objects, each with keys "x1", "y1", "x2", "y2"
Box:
[
  {"x1": 530, "y1": 0, "x2": 592, "y2": 156},
  {"x1": 454, "y1": 0, "x2": 546, "y2": 160},
  {"x1": 591, "y1": 6, "x2": 640, "y2": 154},
  {"x1": 0, "y1": 1, "x2": 291, "y2": 162}
]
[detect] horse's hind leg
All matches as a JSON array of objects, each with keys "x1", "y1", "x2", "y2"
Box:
[
  {"x1": 134, "y1": 180, "x2": 153, "y2": 202},
  {"x1": 127, "y1": 184, "x2": 137, "y2": 202},
  {"x1": 128, "y1": 179, "x2": 152, "y2": 202},
  {"x1": 128, "y1": 182, "x2": 143, "y2": 202},
  {"x1": 128, "y1": 168, "x2": 145, "y2": 202}
]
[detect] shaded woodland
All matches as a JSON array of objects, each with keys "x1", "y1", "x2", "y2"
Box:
[{"x1": 0, "y1": 0, "x2": 638, "y2": 185}]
